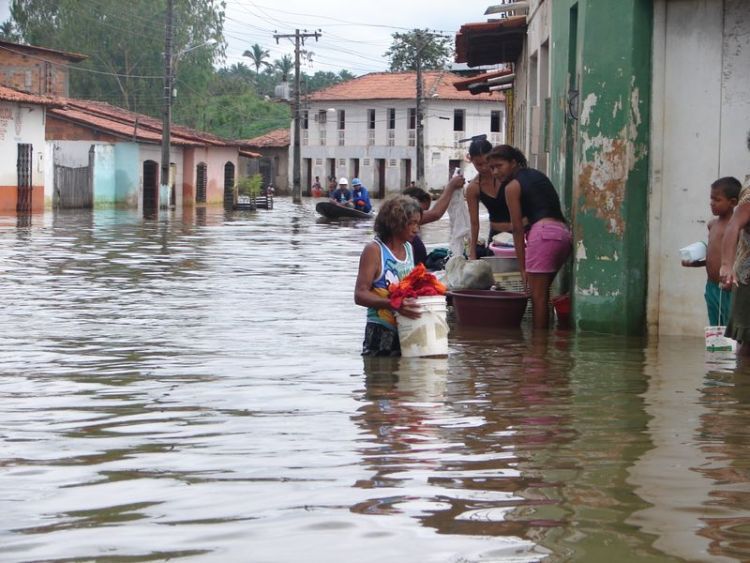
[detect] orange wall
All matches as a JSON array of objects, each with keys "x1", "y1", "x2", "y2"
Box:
[{"x1": 0, "y1": 185, "x2": 44, "y2": 213}]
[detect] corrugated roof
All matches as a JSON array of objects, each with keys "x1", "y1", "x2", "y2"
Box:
[
  {"x1": 306, "y1": 71, "x2": 501, "y2": 102},
  {"x1": 455, "y1": 16, "x2": 527, "y2": 67},
  {"x1": 453, "y1": 69, "x2": 514, "y2": 91},
  {"x1": 0, "y1": 84, "x2": 60, "y2": 105},
  {"x1": 0, "y1": 40, "x2": 88, "y2": 63},
  {"x1": 241, "y1": 128, "x2": 290, "y2": 148}
]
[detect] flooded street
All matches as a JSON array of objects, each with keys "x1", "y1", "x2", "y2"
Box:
[{"x1": 1, "y1": 199, "x2": 749, "y2": 562}]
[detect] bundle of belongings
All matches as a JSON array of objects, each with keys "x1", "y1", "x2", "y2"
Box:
[{"x1": 445, "y1": 255, "x2": 494, "y2": 290}]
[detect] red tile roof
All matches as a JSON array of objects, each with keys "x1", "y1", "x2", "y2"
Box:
[
  {"x1": 48, "y1": 98, "x2": 238, "y2": 147},
  {"x1": 0, "y1": 40, "x2": 88, "y2": 63},
  {"x1": 306, "y1": 71, "x2": 501, "y2": 102},
  {"x1": 239, "y1": 149, "x2": 262, "y2": 158},
  {"x1": 241, "y1": 128, "x2": 290, "y2": 148},
  {"x1": 0, "y1": 84, "x2": 60, "y2": 105},
  {"x1": 455, "y1": 16, "x2": 527, "y2": 67}
]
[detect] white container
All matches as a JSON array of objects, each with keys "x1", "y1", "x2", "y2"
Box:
[
  {"x1": 481, "y1": 255, "x2": 519, "y2": 274},
  {"x1": 396, "y1": 295, "x2": 449, "y2": 357},
  {"x1": 705, "y1": 325, "x2": 736, "y2": 352},
  {"x1": 679, "y1": 241, "x2": 707, "y2": 263}
]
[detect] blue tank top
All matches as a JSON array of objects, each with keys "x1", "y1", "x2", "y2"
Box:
[{"x1": 366, "y1": 238, "x2": 414, "y2": 329}]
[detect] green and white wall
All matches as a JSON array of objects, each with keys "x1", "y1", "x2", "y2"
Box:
[{"x1": 549, "y1": 0, "x2": 653, "y2": 335}]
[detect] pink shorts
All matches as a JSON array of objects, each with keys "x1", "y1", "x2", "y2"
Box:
[{"x1": 526, "y1": 222, "x2": 572, "y2": 273}]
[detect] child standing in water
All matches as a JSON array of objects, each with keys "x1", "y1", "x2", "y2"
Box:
[
  {"x1": 354, "y1": 195, "x2": 423, "y2": 356},
  {"x1": 683, "y1": 177, "x2": 740, "y2": 325}
]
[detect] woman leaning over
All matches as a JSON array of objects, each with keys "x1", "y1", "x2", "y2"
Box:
[
  {"x1": 487, "y1": 145, "x2": 572, "y2": 329},
  {"x1": 465, "y1": 137, "x2": 512, "y2": 259}
]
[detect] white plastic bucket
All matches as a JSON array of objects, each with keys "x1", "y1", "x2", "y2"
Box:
[
  {"x1": 679, "y1": 241, "x2": 707, "y2": 263},
  {"x1": 705, "y1": 325, "x2": 736, "y2": 352},
  {"x1": 396, "y1": 295, "x2": 449, "y2": 357}
]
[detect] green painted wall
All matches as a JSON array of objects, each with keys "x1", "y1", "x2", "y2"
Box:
[{"x1": 550, "y1": 0, "x2": 652, "y2": 335}]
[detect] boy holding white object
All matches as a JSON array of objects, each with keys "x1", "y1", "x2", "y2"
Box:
[{"x1": 682, "y1": 177, "x2": 741, "y2": 325}]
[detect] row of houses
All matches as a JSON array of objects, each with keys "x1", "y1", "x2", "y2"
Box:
[
  {"x1": 0, "y1": 39, "x2": 259, "y2": 214},
  {"x1": 454, "y1": 0, "x2": 750, "y2": 336}
]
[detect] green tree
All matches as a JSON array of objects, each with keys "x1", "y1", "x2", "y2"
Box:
[
  {"x1": 0, "y1": 21, "x2": 21, "y2": 42},
  {"x1": 274, "y1": 55, "x2": 294, "y2": 82},
  {"x1": 8, "y1": 0, "x2": 225, "y2": 118},
  {"x1": 202, "y1": 91, "x2": 290, "y2": 140},
  {"x1": 242, "y1": 43, "x2": 271, "y2": 77},
  {"x1": 384, "y1": 29, "x2": 453, "y2": 72}
]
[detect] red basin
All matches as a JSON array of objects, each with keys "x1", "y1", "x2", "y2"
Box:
[{"x1": 448, "y1": 289, "x2": 528, "y2": 327}]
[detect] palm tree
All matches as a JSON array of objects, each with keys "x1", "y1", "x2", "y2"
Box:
[
  {"x1": 274, "y1": 55, "x2": 294, "y2": 82},
  {"x1": 242, "y1": 43, "x2": 271, "y2": 76}
]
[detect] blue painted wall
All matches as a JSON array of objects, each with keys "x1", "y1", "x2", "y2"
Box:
[
  {"x1": 93, "y1": 144, "x2": 116, "y2": 206},
  {"x1": 114, "y1": 143, "x2": 140, "y2": 207}
]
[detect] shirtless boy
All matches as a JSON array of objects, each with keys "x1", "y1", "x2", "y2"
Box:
[{"x1": 683, "y1": 177, "x2": 741, "y2": 325}]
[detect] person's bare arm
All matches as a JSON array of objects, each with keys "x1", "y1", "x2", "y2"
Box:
[
  {"x1": 354, "y1": 243, "x2": 390, "y2": 309},
  {"x1": 354, "y1": 242, "x2": 420, "y2": 318},
  {"x1": 421, "y1": 174, "x2": 465, "y2": 224},
  {"x1": 721, "y1": 202, "x2": 750, "y2": 287},
  {"x1": 465, "y1": 180, "x2": 481, "y2": 260}
]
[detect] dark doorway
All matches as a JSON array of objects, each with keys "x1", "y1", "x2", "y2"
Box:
[
  {"x1": 143, "y1": 159, "x2": 158, "y2": 211},
  {"x1": 327, "y1": 158, "x2": 336, "y2": 182},
  {"x1": 16, "y1": 143, "x2": 33, "y2": 213},
  {"x1": 449, "y1": 159, "x2": 462, "y2": 179},
  {"x1": 223, "y1": 161, "x2": 235, "y2": 208},
  {"x1": 375, "y1": 158, "x2": 386, "y2": 199},
  {"x1": 304, "y1": 158, "x2": 312, "y2": 195},
  {"x1": 350, "y1": 158, "x2": 360, "y2": 181},
  {"x1": 402, "y1": 158, "x2": 412, "y2": 188},
  {"x1": 196, "y1": 163, "x2": 207, "y2": 203}
]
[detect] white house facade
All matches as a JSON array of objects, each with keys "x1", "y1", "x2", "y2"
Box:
[{"x1": 291, "y1": 71, "x2": 505, "y2": 196}]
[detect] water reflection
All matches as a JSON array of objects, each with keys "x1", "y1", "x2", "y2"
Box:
[
  {"x1": 1, "y1": 201, "x2": 750, "y2": 561},
  {"x1": 630, "y1": 341, "x2": 750, "y2": 562}
]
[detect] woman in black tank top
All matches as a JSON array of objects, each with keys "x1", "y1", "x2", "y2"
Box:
[
  {"x1": 487, "y1": 145, "x2": 572, "y2": 330},
  {"x1": 465, "y1": 138, "x2": 512, "y2": 260}
]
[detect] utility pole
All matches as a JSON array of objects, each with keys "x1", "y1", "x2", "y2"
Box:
[
  {"x1": 160, "y1": 0, "x2": 174, "y2": 209},
  {"x1": 415, "y1": 30, "x2": 425, "y2": 189},
  {"x1": 274, "y1": 29, "x2": 321, "y2": 203}
]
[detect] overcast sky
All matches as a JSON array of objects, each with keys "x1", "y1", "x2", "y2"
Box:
[{"x1": 0, "y1": 0, "x2": 489, "y2": 75}]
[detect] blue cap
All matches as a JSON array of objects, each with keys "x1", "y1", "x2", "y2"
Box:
[{"x1": 351, "y1": 178, "x2": 362, "y2": 186}]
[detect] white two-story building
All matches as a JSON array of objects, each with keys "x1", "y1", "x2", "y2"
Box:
[{"x1": 294, "y1": 71, "x2": 505, "y2": 197}]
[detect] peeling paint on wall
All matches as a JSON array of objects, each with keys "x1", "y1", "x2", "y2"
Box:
[
  {"x1": 581, "y1": 93, "x2": 598, "y2": 126},
  {"x1": 577, "y1": 86, "x2": 646, "y2": 237},
  {"x1": 576, "y1": 239, "x2": 587, "y2": 260}
]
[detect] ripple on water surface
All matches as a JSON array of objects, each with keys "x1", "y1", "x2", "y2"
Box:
[{"x1": 1, "y1": 202, "x2": 750, "y2": 562}]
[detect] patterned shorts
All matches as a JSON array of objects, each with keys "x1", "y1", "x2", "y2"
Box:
[{"x1": 362, "y1": 322, "x2": 401, "y2": 357}]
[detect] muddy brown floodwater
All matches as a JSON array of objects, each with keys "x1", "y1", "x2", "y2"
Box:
[{"x1": 1, "y1": 199, "x2": 749, "y2": 562}]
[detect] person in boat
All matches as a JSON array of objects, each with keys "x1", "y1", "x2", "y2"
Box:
[
  {"x1": 355, "y1": 195, "x2": 423, "y2": 356},
  {"x1": 330, "y1": 177, "x2": 353, "y2": 207},
  {"x1": 487, "y1": 144, "x2": 571, "y2": 330},
  {"x1": 327, "y1": 176, "x2": 337, "y2": 198},
  {"x1": 465, "y1": 136, "x2": 512, "y2": 260},
  {"x1": 351, "y1": 178, "x2": 372, "y2": 213},
  {"x1": 403, "y1": 174, "x2": 466, "y2": 265}
]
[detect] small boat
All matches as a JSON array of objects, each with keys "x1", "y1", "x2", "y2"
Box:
[{"x1": 316, "y1": 201, "x2": 373, "y2": 220}]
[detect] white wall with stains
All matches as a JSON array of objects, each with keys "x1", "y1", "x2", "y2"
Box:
[{"x1": 649, "y1": 0, "x2": 750, "y2": 336}]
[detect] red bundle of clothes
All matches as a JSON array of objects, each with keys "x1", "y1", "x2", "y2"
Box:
[{"x1": 388, "y1": 264, "x2": 446, "y2": 309}]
